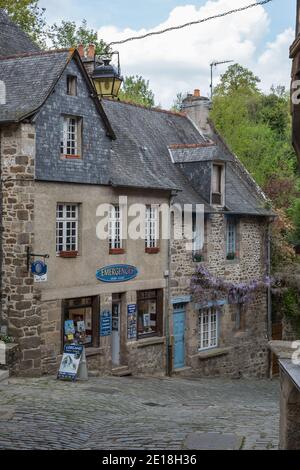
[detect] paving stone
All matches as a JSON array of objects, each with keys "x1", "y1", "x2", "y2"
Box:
[{"x1": 185, "y1": 432, "x2": 244, "y2": 450}]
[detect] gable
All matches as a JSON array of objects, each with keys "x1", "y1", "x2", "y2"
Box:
[
  {"x1": 0, "y1": 9, "x2": 40, "y2": 57},
  {"x1": 35, "y1": 56, "x2": 113, "y2": 185}
]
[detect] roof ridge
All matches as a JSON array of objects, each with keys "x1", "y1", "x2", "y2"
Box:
[
  {"x1": 103, "y1": 97, "x2": 187, "y2": 118},
  {"x1": 0, "y1": 48, "x2": 74, "y2": 61},
  {"x1": 169, "y1": 143, "x2": 215, "y2": 149}
]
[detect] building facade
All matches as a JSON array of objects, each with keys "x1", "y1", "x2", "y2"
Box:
[
  {"x1": 290, "y1": 0, "x2": 300, "y2": 165},
  {"x1": 0, "y1": 9, "x2": 273, "y2": 378}
]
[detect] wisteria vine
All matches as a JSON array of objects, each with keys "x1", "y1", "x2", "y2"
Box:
[{"x1": 191, "y1": 265, "x2": 272, "y2": 306}]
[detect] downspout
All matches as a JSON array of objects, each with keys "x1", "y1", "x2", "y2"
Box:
[
  {"x1": 267, "y1": 219, "x2": 272, "y2": 341},
  {"x1": 165, "y1": 191, "x2": 177, "y2": 377}
]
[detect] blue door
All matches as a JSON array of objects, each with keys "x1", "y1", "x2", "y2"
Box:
[{"x1": 173, "y1": 304, "x2": 186, "y2": 369}]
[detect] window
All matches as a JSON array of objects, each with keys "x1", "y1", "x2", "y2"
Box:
[
  {"x1": 63, "y1": 296, "x2": 99, "y2": 348},
  {"x1": 137, "y1": 290, "x2": 163, "y2": 338},
  {"x1": 226, "y1": 216, "x2": 238, "y2": 260},
  {"x1": 212, "y1": 164, "x2": 224, "y2": 206},
  {"x1": 56, "y1": 204, "x2": 79, "y2": 255},
  {"x1": 109, "y1": 205, "x2": 123, "y2": 253},
  {"x1": 145, "y1": 205, "x2": 159, "y2": 252},
  {"x1": 67, "y1": 75, "x2": 77, "y2": 96},
  {"x1": 60, "y1": 116, "x2": 82, "y2": 158},
  {"x1": 198, "y1": 308, "x2": 218, "y2": 351}
]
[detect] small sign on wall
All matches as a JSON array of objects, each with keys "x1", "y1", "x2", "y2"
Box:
[
  {"x1": 127, "y1": 304, "x2": 137, "y2": 340},
  {"x1": 100, "y1": 310, "x2": 112, "y2": 337},
  {"x1": 32, "y1": 260, "x2": 48, "y2": 283}
]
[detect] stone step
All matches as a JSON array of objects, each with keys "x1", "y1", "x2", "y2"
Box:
[
  {"x1": 172, "y1": 366, "x2": 192, "y2": 376},
  {"x1": 0, "y1": 370, "x2": 9, "y2": 383},
  {"x1": 112, "y1": 366, "x2": 132, "y2": 377}
]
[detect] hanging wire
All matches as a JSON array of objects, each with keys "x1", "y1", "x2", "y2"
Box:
[{"x1": 106, "y1": 0, "x2": 274, "y2": 49}]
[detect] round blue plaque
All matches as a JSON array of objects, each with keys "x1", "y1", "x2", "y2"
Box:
[{"x1": 31, "y1": 260, "x2": 47, "y2": 276}]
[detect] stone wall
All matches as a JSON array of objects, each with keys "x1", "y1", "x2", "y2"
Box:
[
  {"x1": 279, "y1": 367, "x2": 300, "y2": 449},
  {"x1": 0, "y1": 124, "x2": 41, "y2": 376},
  {"x1": 170, "y1": 212, "x2": 269, "y2": 378}
]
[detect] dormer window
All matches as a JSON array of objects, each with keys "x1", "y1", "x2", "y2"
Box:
[
  {"x1": 212, "y1": 164, "x2": 225, "y2": 206},
  {"x1": 67, "y1": 75, "x2": 77, "y2": 96}
]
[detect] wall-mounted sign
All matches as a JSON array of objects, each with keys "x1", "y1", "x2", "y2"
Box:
[
  {"x1": 96, "y1": 265, "x2": 138, "y2": 283},
  {"x1": 100, "y1": 310, "x2": 112, "y2": 337},
  {"x1": 57, "y1": 344, "x2": 83, "y2": 381},
  {"x1": 32, "y1": 260, "x2": 48, "y2": 283},
  {"x1": 127, "y1": 304, "x2": 137, "y2": 340}
]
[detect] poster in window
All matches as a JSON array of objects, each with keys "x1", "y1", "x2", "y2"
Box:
[
  {"x1": 127, "y1": 304, "x2": 137, "y2": 340},
  {"x1": 143, "y1": 313, "x2": 151, "y2": 328},
  {"x1": 149, "y1": 301, "x2": 156, "y2": 314},
  {"x1": 77, "y1": 321, "x2": 86, "y2": 333},
  {"x1": 64, "y1": 320, "x2": 75, "y2": 335}
]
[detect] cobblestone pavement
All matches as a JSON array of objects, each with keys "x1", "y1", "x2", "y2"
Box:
[{"x1": 0, "y1": 376, "x2": 279, "y2": 450}]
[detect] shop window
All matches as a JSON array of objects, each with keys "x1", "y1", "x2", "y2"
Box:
[
  {"x1": 63, "y1": 297, "x2": 99, "y2": 348},
  {"x1": 67, "y1": 75, "x2": 77, "y2": 96},
  {"x1": 109, "y1": 205, "x2": 124, "y2": 254},
  {"x1": 56, "y1": 203, "x2": 79, "y2": 256},
  {"x1": 60, "y1": 115, "x2": 82, "y2": 158},
  {"x1": 137, "y1": 290, "x2": 163, "y2": 338},
  {"x1": 198, "y1": 307, "x2": 218, "y2": 351},
  {"x1": 145, "y1": 205, "x2": 159, "y2": 253},
  {"x1": 226, "y1": 216, "x2": 239, "y2": 260}
]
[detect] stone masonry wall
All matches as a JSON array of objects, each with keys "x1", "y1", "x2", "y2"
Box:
[
  {"x1": 170, "y1": 212, "x2": 269, "y2": 378},
  {"x1": 1, "y1": 124, "x2": 41, "y2": 376}
]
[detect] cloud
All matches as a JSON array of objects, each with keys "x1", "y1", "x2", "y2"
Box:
[{"x1": 97, "y1": 0, "x2": 293, "y2": 108}]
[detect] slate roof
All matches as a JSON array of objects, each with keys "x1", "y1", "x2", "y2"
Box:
[
  {"x1": 0, "y1": 9, "x2": 40, "y2": 57},
  {"x1": 169, "y1": 143, "x2": 233, "y2": 163},
  {"x1": 102, "y1": 99, "x2": 213, "y2": 209},
  {"x1": 0, "y1": 50, "x2": 72, "y2": 122}
]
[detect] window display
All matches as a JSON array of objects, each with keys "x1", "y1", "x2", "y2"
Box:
[
  {"x1": 64, "y1": 297, "x2": 97, "y2": 346},
  {"x1": 137, "y1": 290, "x2": 162, "y2": 338}
]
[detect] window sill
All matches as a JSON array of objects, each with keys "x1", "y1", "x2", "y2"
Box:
[
  {"x1": 135, "y1": 336, "x2": 165, "y2": 348},
  {"x1": 85, "y1": 347, "x2": 105, "y2": 357},
  {"x1": 58, "y1": 251, "x2": 78, "y2": 258},
  {"x1": 145, "y1": 247, "x2": 160, "y2": 254},
  {"x1": 62, "y1": 154, "x2": 81, "y2": 159},
  {"x1": 109, "y1": 248, "x2": 125, "y2": 255},
  {"x1": 191, "y1": 347, "x2": 232, "y2": 361}
]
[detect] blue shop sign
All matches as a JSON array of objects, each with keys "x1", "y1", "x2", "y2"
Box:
[
  {"x1": 100, "y1": 310, "x2": 112, "y2": 337},
  {"x1": 96, "y1": 265, "x2": 138, "y2": 283},
  {"x1": 31, "y1": 260, "x2": 47, "y2": 277}
]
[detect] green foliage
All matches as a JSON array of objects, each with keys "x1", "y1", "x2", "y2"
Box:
[
  {"x1": 289, "y1": 198, "x2": 300, "y2": 244},
  {"x1": 49, "y1": 19, "x2": 109, "y2": 55},
  {"x1": 282, "y1": 287, "x2": 300, "y2": 336},
  {"x1": 0, "y1": 0, "x2": 47, "y2": 47},
  {"x1": 211, "y1": 64, "x2": 298, "y2": 190},
  {"x1": 119, "y1": 75, "x2": 155, "y2": 108},
  {"x1": 171, "y1": 92, "x2": 185, "y2": 112}
]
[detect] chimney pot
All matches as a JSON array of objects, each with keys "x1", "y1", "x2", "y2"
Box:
[
  {"x1": 77, "y1": 44, "x2": 85, "y2": 58},
  {"x1": 194, "y1": 89, "x2": 200, "y2": 97},
  {"x1": 87, "y1": 44, "x2": 95, "y2": 59}
]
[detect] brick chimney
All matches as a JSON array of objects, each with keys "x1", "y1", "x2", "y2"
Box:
[
  {"x1": 181, "y1": 88, "x2": 212, "y2": 135},
  {"x1": 77, "y1": 44, "x2": 85, "y2": 58},
  {"x1": 87, "y1": 44, "x2": 95, "y2": 59}
]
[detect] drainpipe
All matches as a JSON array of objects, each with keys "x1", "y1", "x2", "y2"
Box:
[
  {"x1": 267, "y1": 219, "x2": 272, "y2": 341},
  {"x1": 165, "y1": 191, "x2": 177, "y2": 377}
]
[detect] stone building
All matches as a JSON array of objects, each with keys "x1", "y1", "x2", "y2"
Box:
[
  {"x1": 290, "y1": 0, "x2": 300, "y2": 165},
  {"x1": 0, "y1": 9, "x2": 274, "y2": 378}
]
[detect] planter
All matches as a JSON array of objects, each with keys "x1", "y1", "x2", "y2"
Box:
[
  {"x1": 145, "y1": 247, "x2": 160, "y2": 254},
  {"x1": 226, "y1": 252, "x2": 236, "y2": 261},
  {"x1": 59, "y1": 251, "x2": 78, "y2": 258},
  {"x1": 109, "y1": 248, "x2": 125, "y2": 255}
]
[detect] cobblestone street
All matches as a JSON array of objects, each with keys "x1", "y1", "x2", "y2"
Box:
[{"x1": 0, "y1": 376, "x2": 279, "y2": 450}]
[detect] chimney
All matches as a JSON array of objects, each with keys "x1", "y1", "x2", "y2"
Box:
[
  {"x1": 77, "y1": 44, "x2": 85, "y2": 58},
  {"x1": 181, "y1": 88, "x2": 212, "y2": 135},
  {"x1": 87, "y1": 44, "x2": 95, "y2": 59}
]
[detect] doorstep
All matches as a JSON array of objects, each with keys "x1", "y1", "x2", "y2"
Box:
[{"x1": 173, "y1": 367, "x2": 192, "y2": 376}]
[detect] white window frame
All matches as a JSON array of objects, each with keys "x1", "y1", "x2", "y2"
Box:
[
  {"x1": 145, "y1": 205, "x2": 159, "y2": 249},
  {"x1": 61, "y1": 116, "x2": 81, "y2": 157},
  {"x1": 109, "y1": 205, "x2": 122, "y2": 250},
  {"x1": 56, "y1": 204, "x2": 79, "y2": 254},
  {"x1": 198, "y1": 307, "x2": 218, "y2": 351}
]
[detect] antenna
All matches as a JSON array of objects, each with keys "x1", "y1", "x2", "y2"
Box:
[{"x1": 210, "y1": 60, "x2": 234, "y2": 100}]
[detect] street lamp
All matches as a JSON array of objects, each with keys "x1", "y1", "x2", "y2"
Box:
[{"x1": 91, "y1": 52, "x2": 123, "y2": 99}]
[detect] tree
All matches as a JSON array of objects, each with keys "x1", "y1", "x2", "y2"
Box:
[
  {"x1": 0, "y1": 0, "x2": 47, "y2": 47},
  {"x1": 49, "y1": 19, "x2": 109, "y2": 55},
  {"x1": 214, "y1": 63, "x2": 260, "y2": 96},
  {"x1": 118, "y1": 75, "x2": 155, "y2": 107},
  {"x1": 171, "y1": 92, "x2": 185, "y2": 112}
]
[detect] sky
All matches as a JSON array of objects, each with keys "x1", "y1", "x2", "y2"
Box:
[{"x1": 39, "y1": 0, "x2": 297, "y2": 107}]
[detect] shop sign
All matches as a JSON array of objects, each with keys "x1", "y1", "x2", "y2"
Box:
[
  {"x1": 100, "y1": 310, "x2": 112, "y2": 336},
  {"x1": 127, "y1": 304, "x2": 137, "y2": 340},
  {"x1": 96, "y1": 265, "x2": 138, "y2": 283},
  {"x1": 57, "y1": 344, "x2": 83, "y2": 381},
  {"x1": 31, "y1": 260, "x2": 48, "y2": 283}
]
